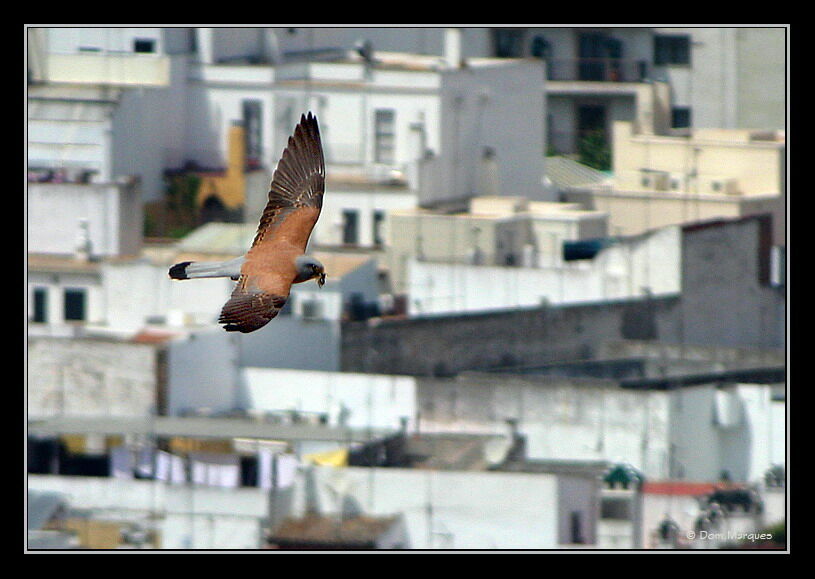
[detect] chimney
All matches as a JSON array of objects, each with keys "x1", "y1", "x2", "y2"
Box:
[{"x1": 444, "y1": 28, "x2": 463, "y2": 69}]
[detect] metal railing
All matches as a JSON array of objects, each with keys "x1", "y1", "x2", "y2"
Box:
[{"x1": 546, "y1": 58, "x2": 650, "y2": 83}]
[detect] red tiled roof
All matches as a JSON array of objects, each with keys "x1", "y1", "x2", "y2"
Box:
[
  {"x1": 642, "y1": 481, "x2": 717, "y2": 496},
  {"x1": 131, "y1": 329, "x2": 179, "y2": 344}
]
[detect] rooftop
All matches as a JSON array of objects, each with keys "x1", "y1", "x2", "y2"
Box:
[
  {"x1": 544, "y1": 156, "x2": 612, "y2": 190},
  {"x1": 28, "y1": 415, "x2": 395, "y2": 444},
  {"x1": 28, "y1": 253, "x2": 102, "y2": 274},
  {"x1": 268, "y1": 513, "x2": 402, "y2": 549}
]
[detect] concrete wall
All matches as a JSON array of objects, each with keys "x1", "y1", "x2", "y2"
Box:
[
  {"x1": 342, "y1": 215, "x2": 784, "y2": 376},
  {"x1": 405, "y1": 224, "x2": 681, "y2": 315},
  {"x1": 342, "y1": 295, "x2": 682, "y2": 377},
  {"x1": 236, "y1": 316, "x2": 342, "y2": 371},
  {"x1": 416, "y1": 375, "x2": 671, "y2": 479},
  {"x1": 27, "y1": 181, "x2": 143, "y2": 257},
  {"x1": 27, "y1": 475, "x2": 267, "y2": 549},
  {"x1": 679, "y1": 216, "x2": 784, "y2": 349},
  {"x1": 433, "y1": 59, "x2": 548, "y2": 203},
  {"x1": 654, "y1": 27, "x2": 785, "y2": 131},
  {"x1": 292, "y1": 466, "x2": 562, "y2": 549},
  {"x1": 239, "y1": 368, "x2": 416, "y2": 431},
  {"x1": 28, "y1": 463, "x2": 570, "y2": 549},
  {"x1": 166, "y1": 331, "x2": 239, "y2": 416},
  {"x1": 27, "y1": 337, "x2": 159, "y2": 418}
]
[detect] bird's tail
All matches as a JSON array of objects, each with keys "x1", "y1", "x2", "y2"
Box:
[{"x1": 168, "y1": 256, "x2": 244, "y2": 280}]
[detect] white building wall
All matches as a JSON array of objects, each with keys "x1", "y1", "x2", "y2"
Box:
[
  {"x1": 102, "y1": 260, "x2": 234, "y2": 332},
  {"x1": 27, "y1": 337, "x2": 159, "y2": 418},
  {"x1": 28, "y1": 270, "x2": 104, "y2": 334},
  {"x1": 408, "y1": 224, "x2": 681, "y2": 315},
  {"x1": 239, "y1": 368, "x2": 416, "y2": 430},
  {"x1": 312, "y1": 189, "x2": 417, "y2": 248},
  {"x1": 294, "y1": 466, "x2": 561, "y2": 549},
  {"x1": 166, "y1": 331, "x2": 239, "y2": 416},
  {"x1": 28, "y1": 181, "x2": 142, "y2": 257},
  {"x1": 111, "y1": 56, "x2": 188, "y2": 201},
  {"x1": 28, "y1": 475, "x2": 266, "y2": 549},
  {"x1": 29, "y1": 463, "x2": 565, "y2": 549},
  {"x1": 437, "y1": 60, "x2": 547, "y2": 201},
  {"x1": 44, "y1": 27, "x2": 165, "y2": 54},
  {"x1": 729, "y1": 384, "x2": 786, "y2": 482}
]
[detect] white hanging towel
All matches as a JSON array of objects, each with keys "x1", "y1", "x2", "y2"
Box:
[
  {"x1": 258, "y1": 449, "x2": 273, "y2": 490},
  {"x1": 155, "y1": 451, "x2": 187, "y2": 485},
  {"x1": 189, "y1": 452, "x2": 240, "y2": 488},
  {"x1": 257, "y1": 451, "x2": 299, "y2": 490},
  {"x1": 276, "y1": 454, "x2": 299, "y2": 489}
]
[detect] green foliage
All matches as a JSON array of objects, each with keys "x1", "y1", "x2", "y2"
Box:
[
  {"x1": 166, "y1": 174, "x2": 201, "y2": 212},
  {"x1": 578, "y1": 130, "x2": 611, "y2": 171}
]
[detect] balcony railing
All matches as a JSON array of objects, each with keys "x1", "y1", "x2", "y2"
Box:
[{"x1": 547, "y1": 58, "x2": 650, "y2": 83}]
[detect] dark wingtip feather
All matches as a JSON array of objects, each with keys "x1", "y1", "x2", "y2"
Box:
[{"x1": 169, "y1": 261, "x2": 191, "y2": 280}]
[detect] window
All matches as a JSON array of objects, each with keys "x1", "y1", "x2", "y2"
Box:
[
  {"x1": 654, "y1": 35, "x2": 690, "y2": 66},
  {"x1": 493, "y1": 29, "x2": 526, "y2": 58},
  {"x1": 570, "y1": 511, "x2": 585, "y2": 544},
  {"x1": 372, "y1": 210, "x2": 385, "y2": 246},
  {"x1": 601, "y1": 497, "x2": 633, "y2": 520},
  {"x1": 63, "y1": 288, "x2": 86, "y2": 322},
  {"x1": 374, "y1": 109, "x2": 396, "y2": 165},
  {"x1": 133, "y1": 38, "x2": 156, "y2": 53},
  {"x1": 242, "y1": 100, "x2": 263, "y2": 170},
  {"x1": 530, "y1": 35, "x2": 551, "y2": 59},
  {"x1": 32, "y1": 287, "x2": 48, "y2": 323},
  {"x1": 671, "y1": 107, "x2": 692, "y2": 129},
  {"x1": 342, "y1": 210, "x2": 359, "y2": 245}
]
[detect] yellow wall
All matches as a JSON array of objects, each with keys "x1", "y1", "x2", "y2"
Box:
[
  {"x1": 590, "y1": 122, "x2": 786, "y2": 244},
  {"x1": 196, "y1": 124, "x2": 247, "y2": 210},
  {"x1": 613, "y1": 121, "x2": 784, "y2": 196}
]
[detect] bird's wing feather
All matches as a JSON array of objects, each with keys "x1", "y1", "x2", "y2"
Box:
[
  {"x1": 219, "y1": 113, "x2": 324, "y2": 333},
  {"x1": 251, "y1": 112, "x2": 325, "y2": 250},
  {"x1": 218, "y1": 275, "x2": 289, "y2": 333}
]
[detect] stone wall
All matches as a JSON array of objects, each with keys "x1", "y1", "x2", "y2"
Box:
[{"x1": 28, "y1": 337, "x2": 160, "y2": 418}]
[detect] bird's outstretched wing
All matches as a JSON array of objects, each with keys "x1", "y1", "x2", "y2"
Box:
[
  {"x1": 218, "y1": 112, "x2": 325, "y2": 333},
  {"x1": 252, "y1": 111, "x2": 325, "y2": 249}
]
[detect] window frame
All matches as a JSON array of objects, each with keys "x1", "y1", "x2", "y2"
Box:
[{"x1": 373, "y1": 109, "x2": 396, "y2": 165}]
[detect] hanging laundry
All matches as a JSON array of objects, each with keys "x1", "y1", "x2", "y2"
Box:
[
  {"x1": 189, "y1": 452, "x2": 240, "y2": 488},
  {"x1": 258, "y1": 451, "x2": 300, "y2": 490},
  {"x1": 155, "y1": 451, "x2": 187, "y2": 485}
]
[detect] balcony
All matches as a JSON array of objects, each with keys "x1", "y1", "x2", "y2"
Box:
[
  {"x1": 38, "y1": 52, "x2": 170, "y2": 87},
  {"x1": 547, "y1": 58, "x2": 650, "y2": 83}
]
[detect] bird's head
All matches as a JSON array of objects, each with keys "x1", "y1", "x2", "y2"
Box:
[{"x1": 295, "y1": 255, "x2": 326, "y2": 288}]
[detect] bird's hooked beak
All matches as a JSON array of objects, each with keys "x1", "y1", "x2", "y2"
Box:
[{"x1": 317, "y1": 272, "x2": 326, "y2": 288}]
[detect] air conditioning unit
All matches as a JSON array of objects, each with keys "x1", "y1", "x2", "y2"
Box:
[
  {"x1": 300, "y1": 299, "x2": 324, "y2": 321},
  {"x1": 708, "y1": 177, "x2": 740, "y2": 195}
]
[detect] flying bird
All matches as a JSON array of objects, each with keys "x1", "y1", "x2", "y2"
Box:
[{"x1": 169, "y1": 112, "x2": 326, "y2": 333}]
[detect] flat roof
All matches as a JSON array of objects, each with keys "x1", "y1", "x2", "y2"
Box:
[{"x1": 28, "y1": 415, "x2": 394, "y2": 443}]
